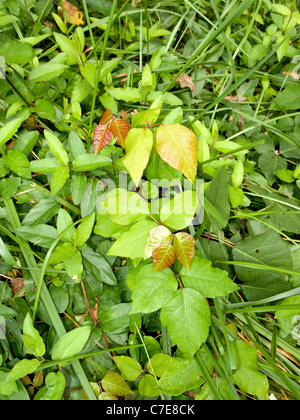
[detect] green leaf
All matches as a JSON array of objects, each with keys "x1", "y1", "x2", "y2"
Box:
[
  {"x1": 0, "y1": 236, "x2": 16, "y2": 265},
  {"x1": 57, "y1": 208, "x2": 76, "y2": 242},
  {"x1": 98, "y1": 303, "x2": 131, "y2": 333},
  {"x1": 114, "y1": 356, "x2": 142, "y2": 381},
  {"x1": 107, "y1": 220, "x2": 156, "y2": 259},
  {"x1": 71, "y1": 172, "x2": 87, "y2": 205},
  {"x1": 50, "y1": 165, "x2": 69, "y2": 195},
  {"x1": 0, "y1": 15, "x2": 19, "y2": 26},
  {"x1": 231, "y1": 340, "x2": 269, "y2": 399},
  {"x1": 63, "y1": 250, "x2": 83, "y2": 283},
  {"x1": 0, "y1": 372, "x2": 18, "y2": 396},
  {"x1": 72, "y1": 153, "x2": 111, "y2": 171},
  {"x1": 147, "y1": 353, "x2": 173, "y2": 377},
  {"x1": 39, "y1": 372, "x2": 65, "y2": 400},
  {"x1": 48, "y1": 242, "x2": 76, "y2": 265},
  {"x1": 22, "y1": 313, "x2": 46, "y2": 357},
  {"x1": 72, "y1": 213, "x2": 95, "y2": 247},
  {"x1": 156, "y1": 124, "x2": 198, "y2": 181},
  {"x1": 160, "y1": 288, "x2": 211, "y2": 356},
  {"x1": 180, "y1": 256, "x2": 239, "y2": 298},
  {"x1": 138, "y1": 374, "x2": 160, "y2": 397},
  {"x1": 130, "y1": 265, "x2": 177, "y2": 314},
  {"x1": 82, "y1": 247, "x2": 117, "y2": 285},
  {"x1": 108, "y1": 87, "x2": 145, "y2": 102},
  {"x1": 144, "y1": 225, "x2": 172, "y2": 259},
  {"x1": 29, "y1": 63, "x2": 68, "y2": 82},
  {"x1": 2, "y1": 149, "x2": 31, "y2": 178},
  {"x1": 271, "y1": 84, "x2": 300, "y2": 110},
  {"x1": 101, "y1": 372, "x2": 133, "y2": 396},
  {"x1": 0, "y1": 177, "x2": 21, "y2": 199},
  {"x1": 131, "y1": 109, "x2": 161, "y2": 128},
  {"x1": 160, "y1": 191, "x2": 197, "y2": 230},
  {"x1": 44, "y1": 130, "x2": 69, "y2": 166},
  {"x1": 52, "y1": 326, "x2": 91, "y2": 361},
  {"x1": 0, "y1": 117, "x2": 24, "y2": 147},
  {"x1": 53, "y1": 32, "x2": 80, "y2": 60},
  {"x1": 17, "y1": 224, "x2": 58, "y2": 248},
  {"x1": 30, "y1": 158, "x2": 62, "y2": 174},
  {"x1": 0, "y1": 41, "x2": 34, "y2": 64},
  {"x1": 6, "y1": 359, "x2": 42, "y2": 384},
  {"x1": 123, "y1": 128, "x2": 153, "y2": 186},
  {"x1": 22, "y1": 198, "x2": 61, "y2": 226},
  {"x1": 33, "y1": 99, "x2": 56, "y2": 121},
  {"x1": 158, "y1": 356, "x2": 203, "y2": 396}
]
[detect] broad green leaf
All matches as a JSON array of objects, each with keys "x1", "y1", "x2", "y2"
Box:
[
  {"x1": 52, "y1": 326, "x2": 91, "y2": 361},
  {"x1": 123, "y1": 128, "x2": 153, "y2": 187},
  {"x1": 271, "y1": 84, "x2": 300, "y2": 110},
  {"x1": 57, "y1": 208, "x2": 76, "y2": 242},
  {"x1": 2, "y1": 149, "x2": 31, "y2": 178},
  {"x1": 80, "y1": 177, "x2": 98, "y2": 217},
  {"x1": 0, "y1": 372, "x2": 18, "y2": 396},
  {"x1": 82, "y1": 247, "x2": 117, "y2": 285},
  {"x1": 144, "y1": 225, "x2": 172, "y2": 259},
  {"x1": 0, "y1": 177, "x2": 21, "y2": 199},
  {"x1": 54, "y1": 32, "x2": 80, "y2": 60},
  {"x1": 22, "y1": 198, "x2": 61, "y2": 226},
  {"x1": 0, "y1": 41, "x2": 34, "y2": 64},
  {"x1": 0, "y1": 15, "x2": 19, "y2": 26},
  {"x1": 22, "y1": 313, "x2": 45, "y2": 357},
  {"x1": 0, "y1": 236, "x2": 15, "y2": 265},
  {"x1": 6, "y1": 359, "x2": 42, "y2": 384},
  {"x1": 33, "y1": 99, "x2": 56, "y2": 121},
  {"x1": 156, "y1": 124, "x2": 197, "y2": 181},
  {"x1": 173, "y1": 232, "x2": 195, "y2": 269},
  {"x1": 68, "y1": 132, "x2": 86, "y2": 158},
  {"x1": 158, "y1": 356, "x2": 203, "y2": 396},
  {"x1": 39, "y1": 372, "x2": 65, "y2": 400},
  {"x1": 72, "y1": 153, "x2": 111, "y2": 171},
  {"x1": 130, "y1": 265, "x2": 177, "y2": 314},
  {"x1": 160, "y1": 288, "x2": 211, "y2": 356},
  {"x1": 152, "y1": 243, "x2": 176, "y2": 272},
  {"x1": 63, "y1": 250, "x2": 83, "y2": 283},
  {"x1": 272, "y1": 3, "x2": 291, "y2": 15},
  {"x1": 231, "y1": 340, "x2": 269, "y2": 399},
  {"x1": 138, "y1": 374, "x2": 160, "y2": 397},
  {"x1": 180, "y1": 256, "x2": 239, "y2": 298},
  {"x1": 107, "y1": 219, "x2": 156, "y2": 259},
  {"x1": 44, "y1": 130, "x2": 69, "y2": 166},
  {"x1": 275, "y1": 295, "x2": 300, "y2": 319},
  {"x1": 114, "y1": 356, "x2": 142, "y2": 381},
  {"x1": 17, "y1": 224, "x2": 58, "y2": 248},
  {"x1": 103, "y1": 188, "x2": 149, "y2": 225},
  {"x1": 50, "y1": 165, "x2": 69, "y2": 195},
  {"x1": 229, "y1": 186, "x2": 244, "y2": 208},
  {"x1": 30, "y1": 158, "x2": 62, "y2": 174},
  {"x1": 72, "y1": 212, "x2": 95, "y2": 247},
  {"x1": 160, "y1": 191, "x2": 197, "y2": 230},
  {"x1": 98, "y1": 303, "x2": 131, "y2": 332},
  {"x1": 29, "y1": 63, "x2": 68, "y2": 82},
  {"x1": 204, "y1": 166, "x2": 230, "y2": 231},
  {"x1": 147, "y1": 353, "x2": 173, "y2": 377},
  {"x1": 131, "y1": 109, "x2": 161, "y2": 128},
  {"x1": 0, "y1": 117, "x2": 24, "y2": 147},
  {"x1": 101, "y1": 372, "x2": 133, "y2": 396},
  {"x1": 71, "y1": 172, "x2": 87, "y2": 205},
  {"x1": 108, "y1": 87, "x2": 145, "y2": 102},
  {"x1": 48, "y1": 242, "x2": 76, "y2": 265}
]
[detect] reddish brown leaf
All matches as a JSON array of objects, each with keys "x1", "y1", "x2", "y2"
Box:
[
  {"x1": 173, "y1": 232, "x2": 195, "y2": 269},
  {"x1": 176, "y1": 73, "x2": 196, "y2": 93},
  {"x1": 121, "y1": 110, "x2": 128, "y2": 121},
  {"x1": 94, "y1": 124, "x2": 112, "y2": 155},
  {"x1": 100, "y1": 109, "x2": 114, "y2": 126},
  {"x1": 110, "y1": 118, "x2": 130, "y2": 148},
  {"x1": 152, "y1": 243, "x2": 176, "y2": 272}
]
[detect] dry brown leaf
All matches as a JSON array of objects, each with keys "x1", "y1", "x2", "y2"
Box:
[
  {"x1": 10, "y1": 277, "x2": 24, "y2": 296},
  {"x1": 176, "y1": 73, "x2": 196, "y2": 93},
  {"x1": 59, "y1": 0, "x2": 85, "y2": 25},
  {"x1": 282, "y1": 71, "x2": 300, "y2": 80}
]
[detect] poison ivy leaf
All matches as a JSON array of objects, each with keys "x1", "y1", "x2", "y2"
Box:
[
  {"x1": 173, "y1": 232, "x2": 195, "y2": 269},
  {"x1": 160, "y1": 191, "x2": 197, "y2": 230},
  {"x1": 113, "y1": 356, "x2": 142, "y2": 381},
  {"x1": 52, "y1": 326, "x2": 91, "y2": 361},
  {"x1": 157, "y1": 356, "x2": 203, "y2": 396},
  {"x1": 144, "y1": 225, "x2": 172, "y2": 259},
  {"x1": 147, "y1": 353, "x2": 173, "y2": 377},
  {"x1": 44, "y1": 130, "x2": 69, "y2": 166},
  {"x1": 152, "y1": 243, "x2": 176, "y2": 272},
  {"x1": 101, "y1": 372, "x2": 133, "y2": 396},
  {"x1": 130, "y1": 265, "x2": 177, "y2": 314},
  {"x1": 138, "y1": 374, "x2": 160, "y2": 397},
  {"x1": 110, "y1": 118, "x2": 130, "y2": 148},
  {"x1": 98, "y1": 303, "x2": 131, "y2": 333},
  {"x1": 231, "y1": 340, "x2": 269, "y2": 399},
  {"x1": 123, "y1": 128, "x2": 153, "y2": 187},
  {"x1": 161, "y1": 288, "x2": 211, "y2": 356},
  {"x1": 103, "y1": 188, "x2": 149, "y2": 225},
  {"x1": 156, "y1": 124, "x2": 197, "y2": 181},
  {"x1": 131, "y1": 109, "x2": 160, "y2": 128},
  {"x1": 107, "y1": 219, "x2": 156, "y2": 259},
  {"x1": 180, "y1": 256, "x2": 239, "y2": 298},
  {"x1": 93, "y1": 124, "x2": 112, "y2": 155}
]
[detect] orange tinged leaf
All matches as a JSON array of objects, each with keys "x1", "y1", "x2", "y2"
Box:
[
  {"x1": 94, "y1": 124, "x2": 112, "y2": 155},
  {"x1": 100, "y1": 109, "x2": 114, "y2": 126},
  {"x1": 60, "y1": 0, "x2": 85, "y2": 25},
  {"x1": 156, "y1": 124, "x2": 197, "y2": 181},
  {"x1": 111, "y1": 118, "x2": 130, "y2": 148},
  {"x1": 173, "y1": 232, "x2": 195, "y2": 269},
  {"x1": 144, "y1": 225, "x2": 172, "y2": 259},
  {"x1": 152, "y1": 243, "x2": 176, "y2": 272}
]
